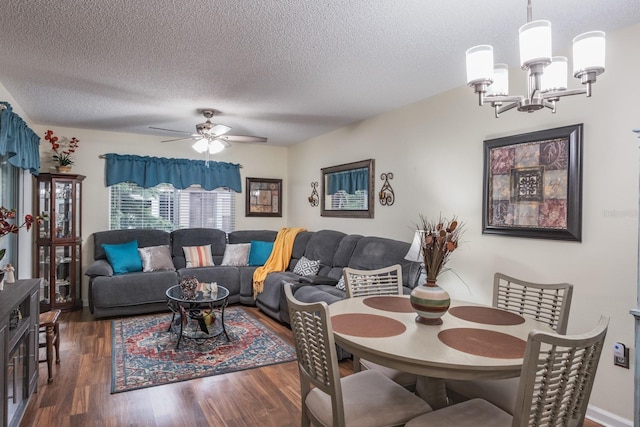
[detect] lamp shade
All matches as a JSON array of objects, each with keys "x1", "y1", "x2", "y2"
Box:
[
  {"x1": 404, "y1": 230, "x2": 425, "y2": 262},
  {"x1": 208, "y1": 139, "x2": 225, "y2": 154},
  {"x1": 192, "y1": 138, "x2": 209, "y2": 153},
  {"x1": 541, "y1": 56, "x2": 568, "y2": 92},
  {"x1": 465, "y1": 45, "x2": 494, "y2": 85},
  {"x1": 573, "y1": 31, "x2": 605, "y2": 76},
  {"x1": 519, "y1": 20, "x2": 552, "y2": 67},
  {"x1": 487, "y1": 63, "x2": 509, "y2": 96}
]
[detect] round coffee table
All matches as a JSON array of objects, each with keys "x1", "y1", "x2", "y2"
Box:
[{"x1": 166, "y1": 283, "x2": 230, "y2": 349}]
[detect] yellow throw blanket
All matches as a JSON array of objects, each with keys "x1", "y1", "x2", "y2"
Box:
[{"x1": 253, "y1": 227, "x2": 307, "y2": 298}]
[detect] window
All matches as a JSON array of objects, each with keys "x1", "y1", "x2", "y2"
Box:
[
  {"x1": 109, "y1": 183, "x2": 235, "y2": 232},
  {"x1": 0, "y1": 155, "x2": 19, "y2": 262}
]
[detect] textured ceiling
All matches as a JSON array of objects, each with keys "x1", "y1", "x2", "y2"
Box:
[{"x1": 0, "y1": 0, "x2": 639, "y2": 146}]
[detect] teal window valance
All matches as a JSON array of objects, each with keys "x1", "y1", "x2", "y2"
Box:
[
  {"x1": 0, "y1": 102, "x2": 41, "y2": 175},
  {"x1": 327, "y1": 168, "x2": 368, "y2": 195},
  {"x1": 104, "y1": 153, "x2": 242, "y2": 192}
]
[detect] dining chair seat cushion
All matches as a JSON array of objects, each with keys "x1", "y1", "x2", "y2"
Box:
[
  {"x1": 359, "y1": 359, "x2": 417, "y2": 390},
  {"x1": 445, "y1": 377, "x2": 518, "y2": 414},
  {"x1": 306, "y1": 370, "x2": 432, "y2": 427},
  {"x1": 405, "y1": 398, "x2": 511, "y2": 427}
]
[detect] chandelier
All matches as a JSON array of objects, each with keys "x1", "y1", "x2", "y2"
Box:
[{"x1": 465, "y1": 0, "x2": 605, "y2": 118}]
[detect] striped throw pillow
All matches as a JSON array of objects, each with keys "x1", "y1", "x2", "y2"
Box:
[{"x1": 183, "y1": 245, "x2": 214, "y2": 268}]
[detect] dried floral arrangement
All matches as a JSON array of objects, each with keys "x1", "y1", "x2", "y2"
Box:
[{"x1": 418, "y1": 214, "x2": 465, "y2": 281}]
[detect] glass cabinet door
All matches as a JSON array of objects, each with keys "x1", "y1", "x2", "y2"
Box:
[
  {"x1": 54, "y1": 180, "x2": 73, "y2": 240},
  {"x1": 34, "y1": 173, "x2": 85, "y2": 312},
  {"x1": 37, "y1": 180, "x2": 51, "y2": 239}
]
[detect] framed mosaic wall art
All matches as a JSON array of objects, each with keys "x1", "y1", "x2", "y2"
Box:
[
  {"x1": 246, "y1": 177, "x2": 282, "y2": 217},
  {"x1": 482, "y1": 124, "x2": 583, "y2": 241}
]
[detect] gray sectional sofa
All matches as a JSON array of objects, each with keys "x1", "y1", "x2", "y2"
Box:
[{"x1": 86, "y1": 228, "x2": 421, "y2": 321}]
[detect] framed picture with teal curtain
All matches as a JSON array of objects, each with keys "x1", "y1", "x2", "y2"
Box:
[
  {"x1": 246, "y1": 178, "x2": 282, "y2": 217},
  {"x1": 482, "y1": 124, "x2": 583, "y2": 241}
]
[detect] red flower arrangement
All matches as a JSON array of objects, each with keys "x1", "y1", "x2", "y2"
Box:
[
  {"x1": 45, "y1": 130, "x2": 79, "y2": 166},
  {"x1": 0, "y1": 207, "x2": 45, "y2": 261}
]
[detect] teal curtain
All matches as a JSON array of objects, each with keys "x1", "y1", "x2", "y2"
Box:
[
  {"x1": 0, "y1": 102, "x2": 41, "y2": 175},
  {"x1": 104, "y1": 153, "x2": 242, "y2": 192},
  {"x1": 328, "y1": 168, "x2": 368, "y2": 194}
]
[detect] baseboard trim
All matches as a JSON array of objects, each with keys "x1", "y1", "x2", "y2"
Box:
[{"x1": 587, "y1": 405, "x2": 633, "y2": 427}]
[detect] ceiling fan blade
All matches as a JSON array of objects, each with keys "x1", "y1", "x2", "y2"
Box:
[
  {"x1": 149, "y1": 126, "x2": 192, "y2": 135},
  {"x1": 161, "y1": 136, "x2": 196, "y2": 143},
  {"x1": 219, "y1": 135, "x2": 268, "y2": 143},
  {"x1": 210, "y1": 124, "x2": 232, "y2": 136},
  {"x1": 215, "y1": 138, "x2": 232, "y2": 148}
]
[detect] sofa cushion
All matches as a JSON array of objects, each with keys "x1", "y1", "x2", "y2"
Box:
[
  {"x1": 139, "y1": 245, "x2": 175, "y2": 272},
  {"x1": 85, "y1": 259, "x2": 113, "y2": 278},
  {"x1": 293, "y1": 256, "x2": 320, "y2": 276},
  {"x1": 102, "y1": 240, "x2": 143, "y2": 275},
  {"x1": 183, "y1": 245, "x2": 215, "y2": 268},
  {"x1": 228, "y1": 230, "x2": 278, "y2": 244},
  {"x1": 301, "y1": 230, "x2": 347, "y2": 276},
  {"x1": 288, "y1": 231, "x2": 314, "y2": 268},
  {"x1": 171, "y1": 228, "x2": 227, "y2": 269},
  {"x1": 332, "y1": 234, "x2": 363, "y2": 268},
  {"x1": 221, "y1": 243, "x2": 251, "y2": 266},
  {"x1": 91, "y1": 270, "x2": 178, "y2": 308},
  {"x1": 93, "y1": 229, "x2": 170, "y2": 261},
  {"x1": 248, "y1": 240, "x2": 274, "y2": 266},
  {"x1": 349, "y1": 236, "x2": 420, "y2": 287},
  {"x1": 178, "y1": 267, "x2": 241, "y2": 297}
]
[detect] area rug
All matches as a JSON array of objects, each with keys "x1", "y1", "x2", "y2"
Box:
[{"x1": 111, "y1": 307, "x2": 297, "y2": 393}]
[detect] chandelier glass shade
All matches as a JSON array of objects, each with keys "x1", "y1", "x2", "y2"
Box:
[{"x1": 465, "y1": 1, "x2": 605, "y2": 117}]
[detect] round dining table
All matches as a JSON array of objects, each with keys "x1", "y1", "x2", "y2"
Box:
[{"x1": 328, "y1": 295, "x2": 552, "y2": 409}]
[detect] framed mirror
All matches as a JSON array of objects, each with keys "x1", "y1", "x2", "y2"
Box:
[{"x1": 321, "y1": 159, "x2": 375, "y2": 218}]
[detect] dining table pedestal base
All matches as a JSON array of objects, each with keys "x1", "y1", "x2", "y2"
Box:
[{"x1": 415, "y1": 377, "x2": 448, "y2": 410}]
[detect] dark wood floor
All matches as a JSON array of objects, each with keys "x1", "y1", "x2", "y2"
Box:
[{"x1": 21, "y1": 306, "x2": 603, "y2": 427}]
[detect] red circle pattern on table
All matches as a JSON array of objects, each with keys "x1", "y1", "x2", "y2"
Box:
[
  {"x1": 331, "y1": 313, "x2": 406, "y2": 338},
  {"x1": 448, "y1": 306, "x2": 525, "y2": 326},
  {"x1": 438, "y1": 328, "x2": 527, "y2": 359},
  {"x1": 363, "y1": 296, "x2": 414, "y2": 313}
]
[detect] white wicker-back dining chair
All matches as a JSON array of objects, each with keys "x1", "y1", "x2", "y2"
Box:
[
  {"x1": 493, "y1": 272, "x2": 573, "y2": 334},
  {"x1": 446, "y1": 272, "x2": 574, "y2": 413},
  {"x1": 342, "y1": 265, "x2": 418, "y2": 390},
  {"x1": 284, "y1": 284, "x2": 431, "y2": 427},
  {"x1": 343, "y1": 265, "x2": 403, "y2": 298},
  {"x1": 408, "y1": 315, "x2": 609, "y2": 427}
]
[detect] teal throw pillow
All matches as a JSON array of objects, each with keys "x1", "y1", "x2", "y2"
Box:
[
  {"x1": 102, "y1": 240, "x2": 143, "y2": 275},
  {"x1": 248, "y1": 240, "x2": 275, "y2": 266}
]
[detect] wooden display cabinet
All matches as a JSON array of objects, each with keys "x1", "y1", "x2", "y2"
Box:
[
  {"x1": 33, "y1": 173, "x2": 85, "y2": 312},
  {"x1": 0, "y1": 279, "x2": 39, "y2": 427}
]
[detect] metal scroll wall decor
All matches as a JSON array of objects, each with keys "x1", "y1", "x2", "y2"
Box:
[
  {"x1": 379, "y1": 172, "x2": 395, "y2": 206},
  {"x1": 308, "y1": 182, "x2": 319, "y2": 207}
]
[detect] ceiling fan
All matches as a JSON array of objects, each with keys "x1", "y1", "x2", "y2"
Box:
[{"x1": 149, "y1": 109, "x2": 267, "y2": 155}]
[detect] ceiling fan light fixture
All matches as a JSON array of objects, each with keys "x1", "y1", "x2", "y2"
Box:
[
  {"x1": 192, "y1": 138, "x2": 209, "y2": 153},
  {"x1": 208, "y1": 139, "x2": 225, "y2": 154}
]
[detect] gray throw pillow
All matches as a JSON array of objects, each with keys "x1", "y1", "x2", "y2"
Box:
[
  {"x1": 138, "y1": 245, "x2": 175, "y2": 272},
  {"x1": 293, "y1": 256, "x2": 320, "y2": 277},
  {"x1": 221, "y1": 243, "x2": 251, "y2": 266}
]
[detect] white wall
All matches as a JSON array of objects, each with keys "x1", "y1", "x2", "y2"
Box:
[{"x1": 287, "y1": 22, "x2": 640, "y2": 422}]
